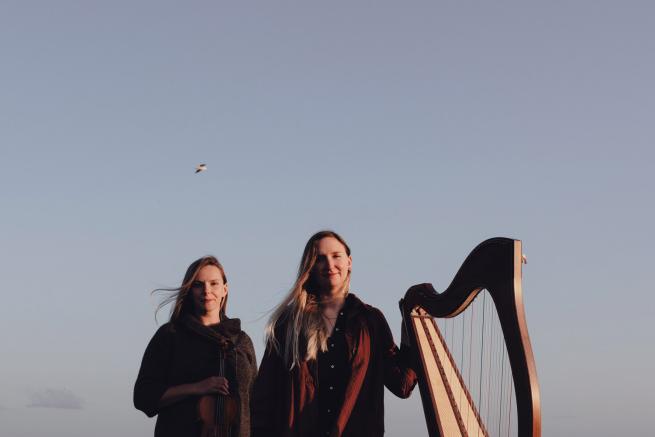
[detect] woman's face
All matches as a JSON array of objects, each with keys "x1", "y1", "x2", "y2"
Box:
[
  {"x1": 312, "y1": 236, "x2": 352, "y2": 293},
  {"x1": 190, "y1": 265, "x2": 228, "y2": 315}
]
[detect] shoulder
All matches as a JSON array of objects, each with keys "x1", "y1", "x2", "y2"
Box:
[
  {"x1": 140, "y1": 322, "x2": 179, "y2": 361},
  {"x1": 347, "y1": 294, "x2": 393, "y2": 343},
  {"x1": 348, "y1": 293, "x2": 386, "y2": 324},
  {"x1": 261, "y1": 314, "x2": 290, "y2": 360},
  {"x1": 235, "y1": 331, "x2": 257, "y2": 366},
  {"x1": 268, "y1": 310, "x2": 291, "y2": 340},
  {"x1": 218, "y1": 317, "x2": 254, "y2": 347},
  {"x1": 152, "y1": 322, "x2": 175, "y2": 337},
  {"x1": 235, "y1": 330, "x2": 255, "y2": 349},
  {"x1": 148, "y1": 322, "x2": 182, "y2": 345}
]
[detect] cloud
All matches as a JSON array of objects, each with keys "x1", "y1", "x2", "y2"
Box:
[{"x1": 27, "y1": 388, "x2": 84, "y2": 410}]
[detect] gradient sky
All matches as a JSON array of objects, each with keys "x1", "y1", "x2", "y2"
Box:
[{"x1": 1, "y1": 2, "x2": 653, "y2": 436}]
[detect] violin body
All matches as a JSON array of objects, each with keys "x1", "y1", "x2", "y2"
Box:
[{"x1": 197, "y1": 393, "x2": 239, "y2": 437}]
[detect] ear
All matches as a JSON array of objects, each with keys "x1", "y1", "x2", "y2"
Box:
[{"x1": 347, "y1": 255, "x2": 352, "y2": 272}]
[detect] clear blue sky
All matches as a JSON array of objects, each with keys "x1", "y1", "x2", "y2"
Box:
[{"x1": 1, "y1": 2, "x2": 653, "y2": 436}]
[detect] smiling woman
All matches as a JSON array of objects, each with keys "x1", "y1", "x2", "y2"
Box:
[
  {"x1": 134, "y1": 256, "x2": 257, "y2": 437},
  {"x1": 252, "y1": 230, "x2": 418, "y2": 437}
]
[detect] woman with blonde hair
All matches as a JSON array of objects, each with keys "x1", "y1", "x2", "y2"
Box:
[
  {"x1": 252, "y1": 231, "x2": 417, "y2": 436},
  {"x1": 134, "y1": 256, "x2": 257, "y2": 437}
]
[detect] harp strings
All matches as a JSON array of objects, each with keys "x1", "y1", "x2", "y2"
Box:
[{"x1": 436, "y1": 289, "x2": 516, "y2": 437}]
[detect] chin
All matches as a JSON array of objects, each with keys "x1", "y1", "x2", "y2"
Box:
[{"x1": 331, "y1": 277, "x2": 345, "y2": 286}]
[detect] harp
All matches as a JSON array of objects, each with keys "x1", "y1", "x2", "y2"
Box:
[{"x1": 400, "y1": 238, "x2": 540, "y2": 437}]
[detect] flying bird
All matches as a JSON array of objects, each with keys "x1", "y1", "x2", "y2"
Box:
[{"x1": 195, "y1": 163, "x2": 207, "y2": 174}]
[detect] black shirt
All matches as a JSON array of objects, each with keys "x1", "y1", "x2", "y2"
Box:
[{"x1": 317, "y1": 302, "x2": 351, "y2": 436}]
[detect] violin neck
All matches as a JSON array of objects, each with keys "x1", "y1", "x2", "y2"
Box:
[{"x1": 215, "y1": 350, "x2": 230, "y2": 432}]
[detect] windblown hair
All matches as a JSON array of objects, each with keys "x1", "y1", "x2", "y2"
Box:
[
  {"x1": 154, "y1": 256, "x2": 228, "y2": 323},
  {"x1": 265, "y1": 230, "x2": 351, "y2": 368}
]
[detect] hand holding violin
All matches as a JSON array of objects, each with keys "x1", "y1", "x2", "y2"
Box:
[
  {"x1": 197, "y1": 376, "x2": 238, "y2": 437},
  {"x1": 158, "y1": 377, "x2": 229, "y2": 409},
  {"x1": 194, "y1": 376, "x2": 230, "y2": 396}
]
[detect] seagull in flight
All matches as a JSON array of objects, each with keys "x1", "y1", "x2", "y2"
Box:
[{"x1": 195, "y1": 163, "x2": 207, "y2": 174}]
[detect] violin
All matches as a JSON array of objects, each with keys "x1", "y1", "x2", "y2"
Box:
[{"x1": 197, "y1": 351, "x2": 239, "y2": 437}]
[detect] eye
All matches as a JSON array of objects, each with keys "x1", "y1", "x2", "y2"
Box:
[
  {"x1": 191, "y1": 281, "x2": 203, "y2": 289},
  {"x1": 210, "y1": 281, "x2": 221, "y2": 287}
]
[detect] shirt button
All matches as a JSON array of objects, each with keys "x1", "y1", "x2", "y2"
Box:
[
  {"x1": 330, "y1": 364, "x2": 335, "y2": 368},
  {"x1": 335, "y1": 327, "x2": 340, "y2": 332},
  {"x1": 330, "y1": 343, "x2": 335, "y2": 348},
  {"x1": 340, "y1": 312, "x2": 344, "y2": 316},
  {"x1": 327, "y1": 408, "x2": 331, "y2": 413},
  {"x1": 329, "y1": 386, "x2": 334, "y2": 390}
]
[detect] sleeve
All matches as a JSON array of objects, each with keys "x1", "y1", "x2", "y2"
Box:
[
  {"x1": 234, "y1": 331, "x2": 258, "y2": 437},
  {"x1": 372, "y1": 308, "x2": 418, "y2": 399},
  {"x1": 237, "y1": 331, "x2": 258, "y2": 393},
  {"x1": 251, "y1": 340, "x2": 285, "y2": 437},
  {"x1": 133, "y1": 324, "x2": 173, "y2": 417}
]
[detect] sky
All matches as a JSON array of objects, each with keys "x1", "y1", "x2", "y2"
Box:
[{"x1": 1, "y1": 1, "x2": 653, "y2": 436}]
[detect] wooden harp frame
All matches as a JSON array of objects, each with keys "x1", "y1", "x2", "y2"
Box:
[{"x1": 400, "y1": 238, "x2": 541, "y2": 437}]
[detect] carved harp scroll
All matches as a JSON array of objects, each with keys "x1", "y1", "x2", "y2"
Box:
[{"x1": 400, "y1": 238, "x2": 541, "y2": 437}]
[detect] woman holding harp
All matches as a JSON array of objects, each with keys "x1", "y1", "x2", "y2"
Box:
[{"x1": 252, "y1": 230, "x2": 417, "y2": 436}]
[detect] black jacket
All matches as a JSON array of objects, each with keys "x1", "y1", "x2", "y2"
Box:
[
  {"x1": 252, "y1": 294, "x2": 417, "y2": 436},
  {"x1": 134, "y1": 316, "x2": 257, "y2": 437}
]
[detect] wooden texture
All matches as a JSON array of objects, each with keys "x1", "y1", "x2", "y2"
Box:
[{"x1": 400, "y1": 238, "x2": 541, "y2": 437}]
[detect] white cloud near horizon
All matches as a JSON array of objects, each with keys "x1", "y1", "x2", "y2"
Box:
[{"x1": 27, "y1": 389, "x2": 84, "y2": 410}]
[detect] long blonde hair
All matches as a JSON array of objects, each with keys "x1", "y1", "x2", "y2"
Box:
[{"x1": 265, "y1": 230, "x2": 351, "y2": 368}]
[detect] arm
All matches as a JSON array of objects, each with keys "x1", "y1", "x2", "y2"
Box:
[
  {"x1": 134, "y1": 325, "x2": 229, "y2": 417},
  {"x1": 233, "y1": 331, "x2": 258, "y2": 435},
  {"x1": 159, "y1": 377, "x2": 229, "y2": 408},
  {"x1": 237, "y1": 332, "x2": 257, "y2": 396},
  {"x1": 251, "y1": 341, "x2": 284, "y2": 437},
  {"x1": 373, "y1": 309, "x2": 418, "y2": 399},
  {"x1": 133, "y1": 325, "x2": 173, "y2": 417}
]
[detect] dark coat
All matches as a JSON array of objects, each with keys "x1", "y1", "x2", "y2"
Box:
[
  {"x1": 251, "y1": 294, "x2": 417, "y2": 437},
  {"x1": 134, "y1": 316, "x2": 257, "y2": 437}
]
